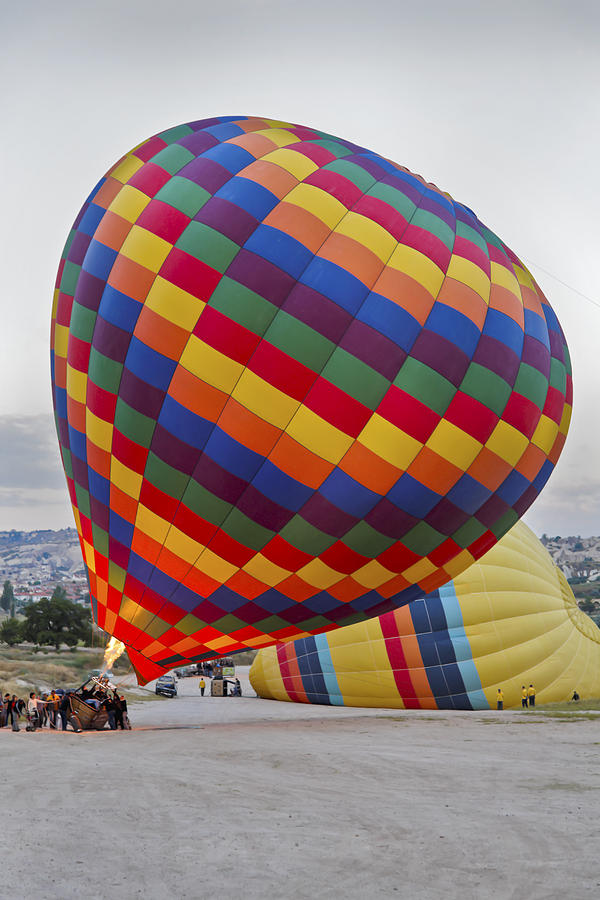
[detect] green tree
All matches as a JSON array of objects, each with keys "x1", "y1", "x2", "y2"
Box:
[
  {"x1": 1, "y1": 580, "x2": 14, "y2": 613},
  {"x1": 0, "y1": 617, "x2": 23, "y2": 646},
  {"x1": 21, "y1": 587, "x2": 92, "y2": 650}
]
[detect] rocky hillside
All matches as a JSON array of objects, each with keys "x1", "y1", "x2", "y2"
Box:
[
  {"x1": 0, "y1": 529, "x2": 87, "y2": 601},
  {"x1": 540, "y1": 534, "x2": 600, "y2": 579}
]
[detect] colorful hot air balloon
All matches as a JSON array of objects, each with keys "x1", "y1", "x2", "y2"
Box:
[
  {"x1": 250, "y1": 522, "x2": 600, "y2": 709},
  {"x1": 50, "y1": 116, "x2": 572, "y2": 683}
]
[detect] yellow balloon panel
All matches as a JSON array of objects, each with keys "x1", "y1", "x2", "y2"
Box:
[{"x1": 250, "y1": 521, "x2": 600, "y2": 708}]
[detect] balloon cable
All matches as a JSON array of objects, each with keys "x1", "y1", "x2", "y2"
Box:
[{"x1": 524, "y1": 258, "x2": 600, "y2": 312}]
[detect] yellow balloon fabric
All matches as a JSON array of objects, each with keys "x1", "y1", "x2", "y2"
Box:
[{"x1": 250, "y1": 521, "x2": 600, "y2": 708}]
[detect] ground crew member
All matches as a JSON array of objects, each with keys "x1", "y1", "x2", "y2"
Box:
[
  {"x1": 119, "y1": 694, "x2": 130, "y2": 729},
  {"x1": 27, "y1": 692, "x2": 40, "y2": 728},
  {"x1": 527, "y1": 684, "x2": 536, "y2": 707},
  {"x1": 103, "y1": 694, "x2": 117, "y2": 730},
  {"x1": 114, "y1": 693, "x2": 125, "y2": 730},
  {"x1": 497, "y1": 689, "x2": 504, "y2": 710},
  {"x1": 59, "y1": 692, "x2": 71, "y2": 731},
  {"x1": 5, "y1": 694, "x2": 19, "y2": 731},
  {"x1": 47, "y1": 690, "x2": 60, "y2": 729},
  {"x1": 521, "y1": 686, "x2": 528, "y2": 708},
  {"x1": 0, "y1": 693, "x2": 8, "y2": 727},
  {"x1": 199, "y1": 678, "x2": 206, "y2": 697}
]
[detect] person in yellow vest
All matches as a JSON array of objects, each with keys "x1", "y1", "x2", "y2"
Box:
[
  {"x1": 496, "y1": 689, "x2": 504, "y2": 710},
  {"x1": 521, "y1": 686, "x2": 528, "y2": 708},
  {"x1": 527, "y1": 684, "x2": 536, "y2": 707},
  {"x1": 199, "y1": 678, "x2": 206, "y2": 697},
  {"x1": 47, "y1": 690, "x2": 60, "y2": 729}
]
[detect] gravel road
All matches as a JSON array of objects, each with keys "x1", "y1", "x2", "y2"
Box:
[{"x1": 3, "y1": 670, "x2": 598, "y2": 899}]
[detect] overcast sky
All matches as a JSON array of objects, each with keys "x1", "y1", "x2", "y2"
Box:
[{"x1": 1, "y1": 0, "x2": 598, "y2": 535}]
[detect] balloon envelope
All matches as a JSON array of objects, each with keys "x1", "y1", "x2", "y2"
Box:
[
  {"x1": 50, "y1": 116, "x2": 571, "y2": 683},
  {"x1": 250, "y1": 522, "x2": 600, "y2": 708}
]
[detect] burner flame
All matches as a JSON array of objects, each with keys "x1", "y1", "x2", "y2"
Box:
[{"x1": 102, "y1": 637, "x2": 126, "y2": 673}]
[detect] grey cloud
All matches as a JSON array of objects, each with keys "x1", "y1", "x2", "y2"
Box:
[
  {"x1": 0, "y1": 415, "x2": 73, "y2": 530},
  {"x1": 524, "y1": 472, "x2": 600, "y2": 537},
  {"x1": 0, "y1": 414, "x2": 66, "y2": 494},
  {"x1": 0, "y1": 487, "x2": 68, "y2": 509}
]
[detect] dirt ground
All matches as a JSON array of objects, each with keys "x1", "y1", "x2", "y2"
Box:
[{"x1": 2, "y1": 669, "x2": 599, "y2": 900}]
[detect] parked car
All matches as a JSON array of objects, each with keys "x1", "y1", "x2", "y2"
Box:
[
  {"x1": 174, "y1": 664, "x2": 198, "y2": 678},
  {"x1": 155, "y1": 675, "x2": 178, "y2": 697}
]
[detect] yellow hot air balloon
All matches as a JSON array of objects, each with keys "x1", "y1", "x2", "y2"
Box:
[{"x1": 250, "y1": 521, "x2": 600, "y2": 708}]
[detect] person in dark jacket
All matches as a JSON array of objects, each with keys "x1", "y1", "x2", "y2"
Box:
[
  {"x1": 59, "y1": 692, "x2": 71, "y2": 731},
  {"x1": 119, "y1": 695, "x2": 130, "y2": 729},
  {"x1": 114, "y1": 692, "x2": 124, "y2": 730},
  {"x1": 1, "y1": 693, "x2": 9, "y2": 727},
  {"x1": 103, "y1": 694, "x2": 117, "y2": 730},
  {"x1": 6, "y1": 695, "x2": 19, "y2": 729}
]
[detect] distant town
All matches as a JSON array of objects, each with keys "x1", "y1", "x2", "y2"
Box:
[
  {"x1": 539, "y1": 533, "x2": 600, "y2": 581},
  {"x1": 0, "y1": 527, "x2": 599, "y2": 613},
  {"x1": 0, "y1": 528, "x2": 88, "y2": 607}
]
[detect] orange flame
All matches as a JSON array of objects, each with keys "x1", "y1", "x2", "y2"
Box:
[{"x1": 102, "y1": 637, "x2": 126, "y2": 674}]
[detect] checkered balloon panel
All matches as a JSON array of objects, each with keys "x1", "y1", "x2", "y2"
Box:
[{"x1": 50, "y1": 117, "x2": 571, "y2": 682}]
